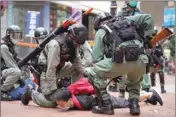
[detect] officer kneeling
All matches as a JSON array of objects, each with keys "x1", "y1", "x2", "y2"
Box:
[
  {"x1": 85, "y1": 13, "x2": 155, "y2": 116},
  {"x1": 1, "y1": 25, "x2": 22, "y2": 100},
  {"x1": 21, "y1": 24, "x2": 88, "y2": 108}
]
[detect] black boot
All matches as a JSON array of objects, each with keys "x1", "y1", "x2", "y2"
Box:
[
  {"x1": 128, "y1": 98, "x2": 140, "y2": 116},
  {"x1": 159, "y1": 71, "x2": 166, "y2": 93},
  {"x1": 21, "y1": 85, "x2": 32, "y2": 105},
  {"x1": 145, "y1": 88, "x2": 163, "y2": 106},
  {"x1": 91, "y1": 89, "x2": 114, "y2": 115},
  {"x1": 161, "y1": 86, "x2": 166, "y2": 93}
]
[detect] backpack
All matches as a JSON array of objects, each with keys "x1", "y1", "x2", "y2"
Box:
[{"x1": 101, "y1": 17, "x2": 140, "y2": 58}]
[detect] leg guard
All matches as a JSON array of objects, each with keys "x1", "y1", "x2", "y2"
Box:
[
  {"x1": 150, "y1": 72, "x2": 156, "y2": 86},
  {"x1": 91, "y1": 85, "x2": 114, "y2": 115},
  {"x1": 158, "y1": 71, "x2": 166, "y2": 93},
  {"x1": 158, "y1": 71, "x2": 165, "y2": 86}
]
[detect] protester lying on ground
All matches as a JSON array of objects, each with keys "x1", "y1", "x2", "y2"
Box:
[{"x1": 21, "y1": 78, "x2": 163, "y2": 110}]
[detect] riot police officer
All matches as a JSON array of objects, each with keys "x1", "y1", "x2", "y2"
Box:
[
  {"x1": 29, "y1": 27, "x2": 48, "y2": 85},
  {"x1": 21, "y1": 23, "x2": 88, "y2": 108},
  {"x1": 85, "y1": 13, "x2": 154, "y2": 115},
  {"x1": 34, "y1": 27, "x2": 48, "y2": 44},
  {"x1": 150, "y1": 43, "x2": 167, "y2": 93},
  {"x1": 1, "y1": 25, "x2": 22, "y2": 100},
  {"x1": 113, "y1": 1, "x2": 150, "y2": 97}
]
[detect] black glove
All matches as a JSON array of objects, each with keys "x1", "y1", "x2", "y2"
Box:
[{"x1": 57, "y1": 77, "x2": 71, "y2": 88}]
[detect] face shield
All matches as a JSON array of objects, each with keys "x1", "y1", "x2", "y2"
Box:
[
  {"x1": 6, "y1": 30, "x2": 22, "y2": 44},
  {"x1": 34, "y1": 35, "x2": 47, "y2": 44},
  {"x1": 67, "y1": 26, "x2": 88, "y2": 45}
]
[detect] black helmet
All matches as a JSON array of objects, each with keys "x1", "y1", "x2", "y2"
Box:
[
  {"x1": 34, "y1": 27, "x2": 48, "y2": 38},
  {"x1": 67, "y1": 24, "x2": 88, "y2": 45},
  {"x1": 6, "y1": 25, "x2": 21, "y2": 34},
  {"x1": 6, "y1": 25, "x2": 22, "y2": 40},
  {"x1": 93, "y1": 12, "x2": 112, "y2": 31}
]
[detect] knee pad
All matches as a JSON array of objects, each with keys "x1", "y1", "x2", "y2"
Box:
[{"x1": 12, "y1": 69, "x2": 22, "y2": 78}]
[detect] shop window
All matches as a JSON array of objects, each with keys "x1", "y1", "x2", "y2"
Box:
[
  {"x1": 57, "y1": 10, "x2": 67, "y2": 27},
  {"x1": 88, "y1": 15, "x2": 96, "y2": 40},
  {"x1": 50, "y1": 8, "x2": 57, "y2": 32}
]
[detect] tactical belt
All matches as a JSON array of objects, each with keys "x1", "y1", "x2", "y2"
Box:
[{"x1": 112, "y1": 44, "x2": 144, "y2": 63}]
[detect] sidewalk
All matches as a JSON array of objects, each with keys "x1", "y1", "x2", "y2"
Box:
[{"x1": 1, "y1": 75, "x2": 175, "y2": 117}]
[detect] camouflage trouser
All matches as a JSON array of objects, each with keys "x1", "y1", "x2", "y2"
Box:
[
  {"x1": 85, "y1": 57, "x2": 146, "y2": 99},
  {"x1": 1, "y1": 68, "x2": 21, "y2": 92},
  {"x1": 117, "y1": 74, "x2": 150, "y2": 91}
]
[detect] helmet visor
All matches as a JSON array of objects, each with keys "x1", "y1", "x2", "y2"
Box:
[{"x1": 7, "y1": 31, "x2": 22, "y2": 40}]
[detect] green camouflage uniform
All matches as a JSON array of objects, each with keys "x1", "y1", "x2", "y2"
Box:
[
  {"x1": 116, "y1": 7, "x2": 151, "y2": 91},
  {"x1": 85, "y1": 14, "x2": 154, "y2": 99}
]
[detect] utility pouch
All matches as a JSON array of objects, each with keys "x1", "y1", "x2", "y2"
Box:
[
  {"x1": 124, "y1": 45, "x2": 141, "y2": 62},
  {"x1": 112, "y1": 46, "x2": 124, "y2": 63}
]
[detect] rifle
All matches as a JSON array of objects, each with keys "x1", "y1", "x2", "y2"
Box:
[{"x1": 17, "y1": 8, "x2": 93, "y2": 68}]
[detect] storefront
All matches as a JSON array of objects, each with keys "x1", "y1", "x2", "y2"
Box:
[
  {"x1": 49, "y1": 2, "x2": 72, "y2": 32},
  {"x1": 6, "y1": 1, "x2": 50, "y2": 58},
  {"x1": 162, "y1": 7, "x2": 175, "y2": 30},
  {"x1": 7, "y1": 1, "x2": 49, "y2": 37}
]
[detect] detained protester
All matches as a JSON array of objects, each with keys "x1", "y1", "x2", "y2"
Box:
[{"x1": 51, "y1": 78, "x2": 163, "y2": 111}]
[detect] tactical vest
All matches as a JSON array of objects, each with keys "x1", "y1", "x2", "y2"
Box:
[
  {"x1": 1, "y1": 41, "x2": 17, "y2": 70},
  {"x1": 101, "y1": 17, "x2": 142, "y2": 58},
  {"x1": 43, "y1": 35, "x2": 76, "y2": 64}
]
